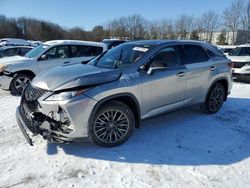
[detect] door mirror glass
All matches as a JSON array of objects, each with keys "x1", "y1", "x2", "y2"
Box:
[
  {"x1": 40, "y1": 54, "x2": 47, "y2": 61},
  {"x1": 147, "y1": 60, "x2": 167, "y2": 75}
]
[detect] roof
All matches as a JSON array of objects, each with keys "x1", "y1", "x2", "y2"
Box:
[
  {"x1": 0, "y1": 46, "x2": 34, "y2": 50},
  {"x1": 44, "y1": 40, "x2": 107, "y2": 48},
  {"x1": 126, "y1": 39, "x2": 212, "y2": 46},
  {"x1": 239, "y1": 44, "x2": 250, "y2": 47}
]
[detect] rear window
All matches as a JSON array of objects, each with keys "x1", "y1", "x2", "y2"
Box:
[
  {"x1": 183, "y1": 45, "x2": 209, "y2": 64},
  {"x1": 70, "y1": 45, "x2": 103, "y2": 58}
]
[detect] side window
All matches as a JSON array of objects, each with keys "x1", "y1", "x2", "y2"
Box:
[
  {"x1": 239, "y1": 47, "x2": 250, "y2": 56},
  {"x1": 4, "y1": 48, "x2": 19, "y2": 57},
  {"x1": 43, "y1": 45, "x2": 69, "y2": 60},
  {"x1": 21, "y1": 48, "x2": 32, "y2": 56},
  {"x1": 151, "y1": 46, "x2": 181, "y2": 68},
  {"x1": 183, "y1": 45, "x2": 209, "y2": 64},
  {"x1": 80, "y1": 45, "x2": 102, "y2": 57},
  {"x1": 70, "y1": 45, "x2": 78, "y2": 58},
  {"x1": 70, "y1": 45, "x2": 103, "y2": 58}
]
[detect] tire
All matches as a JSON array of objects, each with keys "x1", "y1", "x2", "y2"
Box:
[
  {"x1": 90, "y1": 100, "x2": 135, "y2": 147},
  {"x1": 201, "y1": 82, "x2": 226, "y2": 114},
  {"x1": 10, "y1": 73, "x2": 33, "y2": 95}
]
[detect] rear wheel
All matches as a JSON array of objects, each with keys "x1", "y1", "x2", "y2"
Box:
[
  {"x1": 90, "y1": 101, "x2": 135, "y2": 147},
  {"x1": 202, "y1": 83, "x2": 226, "y2": 114},
  {"x1": 10, "y1": 74, "x2": 33, "y2": 95}
]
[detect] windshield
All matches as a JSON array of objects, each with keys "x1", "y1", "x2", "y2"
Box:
[
  {"x1": 88, "y1": 43, "x2": 153, "y2": 69},
  {"x1": 25, "y1": 44, "x2": 49, "y2": 58},
  {"x1": 228, "y1": 47, "x2": 250, "y2": 56}
]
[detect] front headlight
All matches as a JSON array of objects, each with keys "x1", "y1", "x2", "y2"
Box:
[
  {"x1": 45, "y1": 89, "x2": 87, "y2": 101},
  {"x1": 0, "y1": 64, "x2": 7, "y2": 73}
]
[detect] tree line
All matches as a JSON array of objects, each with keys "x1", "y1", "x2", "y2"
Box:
[{"x1": 0, "y1": 0, "x2": 249, "y2": 44}]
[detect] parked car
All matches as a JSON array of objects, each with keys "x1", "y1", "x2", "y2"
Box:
[
  {"x1": 0, "y1": 38, "x2": 31, "y2": 47},
  {"x1": 102, "y1": 39, "x2": 127, "y2": 49},
  {"x1": 226, "y1": 44, "x2": 250, "y2": 82},
  {"x1": 0, "y1": 46, "x2": 33, "y2": 58},
  {"x1": 16, "y1": 40, "x2": 233, "y2": 147},
  {"x1": 218, "y1": 45, "x2": 236, "y2": 55},
  {"x1": 27, "y1": 40, "x2": 43, "y2": 47},
  {"x1": 0, "y1": 40, "x2": 107, "y2": 95}
]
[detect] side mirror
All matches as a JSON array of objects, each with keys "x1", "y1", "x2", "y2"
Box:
[
  {"x1": 147, "y1": 60, "x2": 167, "y2": 75},
  {"x1": 40, "y1": 54, "x2": 47, "y2": 61}
]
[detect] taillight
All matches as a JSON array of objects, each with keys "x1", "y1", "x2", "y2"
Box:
[{"x1": 227, "y1": 61, "x2": 234, "y2": 68}]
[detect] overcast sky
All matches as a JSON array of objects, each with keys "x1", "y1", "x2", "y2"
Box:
[{"x1": 0, "y1": 0, "x2": 234, "y2": 30}]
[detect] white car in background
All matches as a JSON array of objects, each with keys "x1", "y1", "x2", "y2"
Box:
[
  {"x1": 0, "y1": 38, "x2": 31, "y2": 47},
  {"x1": 218, "y1": 45, "x2": 237, "y2": 55},
  {"x1": 226, "y1": 44, "x2": 250, "y2": 82},
  {"x1": 0, "y1": 40, "x2": 107, "y2": 95}
]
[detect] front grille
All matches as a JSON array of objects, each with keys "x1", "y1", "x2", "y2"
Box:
[
  {"x1": 24, "y1": 84, "x2": 47, "y2": 101},
  {"x1": 233, "y1": 62, "x2": 248, "y2": 69}
]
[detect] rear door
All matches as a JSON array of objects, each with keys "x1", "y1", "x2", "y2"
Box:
[{"x1": 183, "y1": 44, "x2": 214, "y2": 101}]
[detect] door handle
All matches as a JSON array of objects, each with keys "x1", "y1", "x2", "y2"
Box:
[
  {"x1": 176, "y1": 72, "x2": 186, "y2": 77},
  {"x1": 63, "y1": 62, "x2": 70, "y2": 64},
  {"x1": 210, "y1": 66, "x2": 216, "y2": 71}
]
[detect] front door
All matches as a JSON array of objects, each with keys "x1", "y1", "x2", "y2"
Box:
[
  {"x1": 141, "y1": 45, "x2": 187, "y2": 118},
  {"x1": 38, "y1": 45, "x2": 70, "y2": 73}
]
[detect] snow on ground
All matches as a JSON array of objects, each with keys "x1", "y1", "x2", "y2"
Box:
[{"x1": 0, "y1": 82, "x2": 250, "y2": 188}]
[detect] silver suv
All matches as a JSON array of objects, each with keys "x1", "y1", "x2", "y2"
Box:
[{"x1": 16, "y1": 40, "x2": 233, "y2": 147}]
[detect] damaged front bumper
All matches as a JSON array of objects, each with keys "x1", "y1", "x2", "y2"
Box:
[{"x1": 16, "y1": 84, "x2": 97, "y2": 145}]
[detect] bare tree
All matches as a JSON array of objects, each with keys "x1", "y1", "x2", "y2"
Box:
[
  {"x1": 105, "y1": 18, "x2": 129, "y2": 39},
  {"x1": 199, "y1": 10, "x2": 220, "y2": 42},
  {"x1": 223, "y1": 0, "x2": 245, "y2": 44},
  {"x1": 241, "y1": 0, "x2": 250, "y2": 30},
  {"x1": 117, "y1": 14, "x2": 147, "y2": 39},
  {"x1": 175, "y1": 15, "x2": 195, "y2": 39}
]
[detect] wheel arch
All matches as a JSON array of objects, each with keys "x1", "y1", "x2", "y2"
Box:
[
  {"x1": 13, "y1": 70, "x2": 36, "y2": 78},
  {"x1": 207, "y1": 77, "x2": 229, "y2": 101},
  {"x1": 89, "y1": 93, "x2": 141, "y2": 129}
]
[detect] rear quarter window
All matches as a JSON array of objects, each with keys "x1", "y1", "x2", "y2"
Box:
[
  {"x1": 71, "y1": 45, "x2": 103, "y2": 57},
  {"x1": 183, "y1": 45, "x2": 209, "y2": 64}
]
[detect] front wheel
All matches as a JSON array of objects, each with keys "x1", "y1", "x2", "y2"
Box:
[
  {"x1": 10, "y1": 74, "x2": 33, "y2": 95},
  {"x1": 90, "y1": 101, "x2": 135, "y2": 147},
  {"x1": 202, "y1": 83, "x2": 226, "y2": 114}
]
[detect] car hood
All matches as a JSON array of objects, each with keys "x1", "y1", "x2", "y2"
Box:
[
  {"x1": 32, "y1": 64, "x2": 122, "y2": 91},
  {"x1": 226, "y1": 55, "x2": 250, "y2": 62},
  {"x1": 0, "y1": 55, "x2": 30, "y2": 65}
]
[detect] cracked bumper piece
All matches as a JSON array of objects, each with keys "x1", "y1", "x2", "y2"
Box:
[{"x1": 16, "y1": 107, "x2": 34, "y2": 146}]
